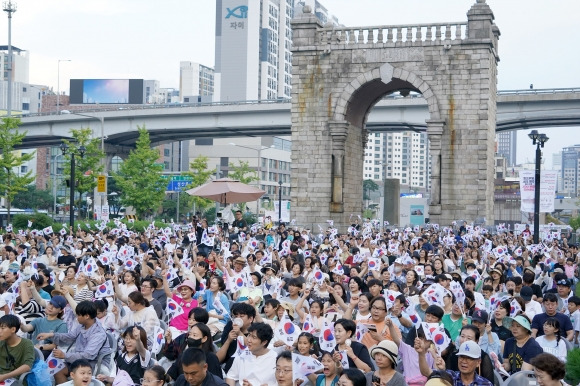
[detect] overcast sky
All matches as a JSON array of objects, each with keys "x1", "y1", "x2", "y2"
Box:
[{"x1": 4, "y1": 0, "x2": 580, "y2": 166}]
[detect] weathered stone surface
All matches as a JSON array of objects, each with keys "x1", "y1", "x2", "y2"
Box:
[{"x1": 290, "y1": 1, "x2": 499, "y2": 226}]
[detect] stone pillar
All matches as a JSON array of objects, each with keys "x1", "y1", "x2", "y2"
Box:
[
  {"x1": 467, "y1": 0, "x2": 495, "y2": 41},
  {"x1": 329, "y1": 121, "x2": 348, "y2": 213},
  {"x1": 427, "y1": 119, "x2": 445, "y2": 218}
]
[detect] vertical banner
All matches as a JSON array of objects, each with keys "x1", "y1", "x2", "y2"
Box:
[{"x1": 520, "y1": 170, "x2": 557, "y2": 213}]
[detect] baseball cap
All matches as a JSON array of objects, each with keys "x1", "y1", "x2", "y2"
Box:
[
  {"x1": 49, "y1": 295, "x2": 67, "y2": 310},
  {"x1": 520, "y1": 286, "x2": 533, "y2": 301},
  {"x1": 471, "y1": 309, "x2": 488, "y2": 324},
  {"x1": 457, "y1": 341, "x2": 481, "y2": 359},
  {"x1": 556, "y1": 278, "x2": 571, "y2": 287}
]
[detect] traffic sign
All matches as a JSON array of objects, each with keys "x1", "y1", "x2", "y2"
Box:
[
  {"x1": 97, "y1": 175, "x2": 107, "y2": 193},
  {"x1": 166, "y1": 180, "x2": 192, "y2": 192}
]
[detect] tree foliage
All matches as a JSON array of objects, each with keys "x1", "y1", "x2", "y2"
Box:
[
  {"x1": 0, "y1": 118, "x2": 35, "y2": 222},
  {"x1": 228, "y1": 160, "x2": 259, "y2": 210},
  {"x1": 570, "y1": 216, "x2": 580, "y2": 231},
  {"x1": 363, "y1": 179, "x2": 379, "y2": 200},
  {"x1": 184, "y1": 155, "x2": 216, "y2": 213},
  {"x1": 12, "y1": 185, "x2": 54, "y2": 210},
  {"x1": 113, "y1": 127, "x2": 166, "y2": 219},
  {"x1": 62, "y1": 128, "x2": 104, "y2": 206}
]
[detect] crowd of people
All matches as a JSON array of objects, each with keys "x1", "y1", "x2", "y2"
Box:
[{"x1": 0, "y1": 213, "x2": 576, "y2": 386}]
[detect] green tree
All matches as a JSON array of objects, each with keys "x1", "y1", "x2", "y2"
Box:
[
  {"x1": 113, "y1": 127, "x2": 166, "y2": 219},
  {"x1": 228, "y1": 160, "x2": 259, "y2": 184},
  {"x1": 12, "y1": 185, "x2": 54, "y2": 210},
  {"x1": 228, "y1": 160, "x2": 259, "y2": 211},
  {"x1": 570, "y1": 216, "x2": 580, "y2": 231},
  {"x1": 184, "y1": 155, "x2": 216, "y2": 213},
  {"x1": 62, "y1": 128, "x2": 104, "y2": 209},
  {"x1": 0, "y1": 117, "x2": 35, "y2": 222},
  {"x1": 363, "y1": 179, "x2": 379, "y2": 200}
]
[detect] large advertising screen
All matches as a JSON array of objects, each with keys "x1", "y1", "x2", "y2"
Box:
[{"x1": 70, "y1": 79, "x2": 144, "y2": 104}]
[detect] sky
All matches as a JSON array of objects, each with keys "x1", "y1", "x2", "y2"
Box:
[{"x1": 3, "y1": 0, "x2": 580, "y2": 167}]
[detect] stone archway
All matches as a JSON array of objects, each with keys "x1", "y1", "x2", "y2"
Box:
[{"x1": 290, "y1": 0, "x2": 500, "y2": 226}]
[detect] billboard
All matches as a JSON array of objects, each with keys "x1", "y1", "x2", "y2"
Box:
[
  {"x1": 519, "y1": 170, "x2": 558, "y2": 213},
  {"x1": 70, "y1": 79, "x2": 144, "y2": 104}
]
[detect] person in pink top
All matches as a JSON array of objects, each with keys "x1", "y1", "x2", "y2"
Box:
[{"x1": 162, "y1": 276, "x2": 198, "y2": 339}]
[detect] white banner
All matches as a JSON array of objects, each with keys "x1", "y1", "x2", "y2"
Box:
[{"x1": 519, "y1": 170, "x2": 557, "y2": 213}]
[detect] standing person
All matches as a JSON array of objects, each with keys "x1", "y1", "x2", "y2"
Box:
[
  {"x1": 174, "y1": 348, "x2": 227, "y2": 386},
  {"x1": 503, "y1": 315, "x2": 543, "y2": 374},
  {"x1": 417, "y1": 340, "x2": 493, "y2": 386},
  {"x1": 534, "y1": 318, "x2": 567, "y2": 362},
  {"x1": 225, "y1": 323, "x2": 278, "y2": 386},
  {"x1": 531, "y1": 293, "x2": 574, "y2": 341}
]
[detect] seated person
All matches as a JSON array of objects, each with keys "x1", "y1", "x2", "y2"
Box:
[
  {"x1": 216, "y1": 303, "x2": 256, "y2": 373},
  {"x1": 19, "y1": 295, "x2": 68, "y2": 359},
  {"x1": 174, "y1": 348, "x2": 227, "y2": 386},
  {"x1": 0, "y1": 314, "x2": 35, "y2": 383},
  {"x1": 37, "y1": 301, "x2": 112, "y2": 385},
  {"x1": 57, "y1": 359, "x2": 93, "y2": 386},
  {"x1": 163, "y1": 308, "x2": 209, "y2": 364}
]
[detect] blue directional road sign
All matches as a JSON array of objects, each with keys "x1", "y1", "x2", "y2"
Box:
[{"x1": 165, "y1": 175, "x2": 193, "y2": 192}]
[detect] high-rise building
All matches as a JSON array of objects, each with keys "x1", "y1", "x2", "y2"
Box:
[
  {"x1": 552, "y1": 151, "x2": 563, "y2": 192},
  {"x1": 214, "y1": 0, "x2": 336, "y2": 102},
  {"x1": 180, "y1": 62, "x2": 214, "y2": 103},
  {"x1": 561, "y1": 145, "x2": 580, "y2": 197},
  {"x1": 365, "y1": 131, "x2": 430, "y2": 191},
  {"x1": 496, "y1": 131, "x2": 517, "y2": 167}
]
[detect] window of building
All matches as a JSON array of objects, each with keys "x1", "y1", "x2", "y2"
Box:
[{"x1": 163, "y1": 149, "x2": 170, "y2": 156}]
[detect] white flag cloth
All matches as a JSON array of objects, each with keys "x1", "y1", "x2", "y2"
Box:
[
  {"x1": 421, "y1": 283, "x2": 447, "y2": 308},
  {"x1": 319, "y1": 320, "x2": 336, "y2": 351},
  {"x1": 291, "y1": 353, "x2": 324, "y2": 384},
  {"x1": 405, "y1": 303, "x2": 423, "y2": 328},
  {"x1": 275, "y1": 314, "x2": 302, "y2": 345},
  {"x1": 46, "y1": 352, "x2": 66, "y2": 375},
  {"x1": 302, "y1": 314, "x2": 316, "y2": 334},
  {"x1": 509, "y1": 298, "x2": 522, "y2": 318},
  {"x1": 212, "y1": 295, "x2": 229, "y2": 316},
  {"x1": 338, "y1": 350, "x2": 350, "y2": 369},
  {"x1": 430, "y1": 324, "x2": 450, "y2": 355},
  {"x1": 449, "y1": 280, "x2": 466, "y2": 307},
  {"x1": 0, "y1": 378, "x2": 16, "y2": 385},
  {"x1": 43, "y1": 226, "x2": 53, "y2": 235},
  {"x1": 166, "y1": 298, "x2": 184, "y2": 317},
  {"x1": 232, "y1": 336, "x2": 251, "y2": 359},
  {"x1": 312, "y1": 268, "x2": 325, "y2": 285},
  {"x1": 124, "y1": 258, "x2": 138, "y2": 271},
  {"x1": 94, "y1": 280, "x2": 115, "y2": 298},
  {"x1": 230, "y1": 272, "x2": 249, "y2": 293},
  {"x1": 367, "y1": 257, "x2": 381, "y2": 272},
  {"x1": 384, "y1": 290, "x2": 402, "y2": 310},
  {"x1": 150, "y1": 325, "x2": 165, "y2": 355},
  {"x1": 354, "y1": 323, "x2": 369, "y2": 342}
]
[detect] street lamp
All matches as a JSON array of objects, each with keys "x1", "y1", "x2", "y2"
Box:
[
  {"x1": 52, "y1": 154, "x2": 62, "y2": 216},
  {"x1": 59, "y1": 142, "x2": 85, "y2": 230},
  {"x1": 528, "y1": 130, "x2": 549, "y2": 244},
  {"x1": 61, "y1": 110, "x2": 107, "y2": 219},
  {"x1": 278, "y1": 179, "x2": 282, "y2": 225},
  {"x1": 3, "y1": 1, "x2": 16, "y2": 116},
  {"x1": 229, "y1": 142, "x2": 272, "y2": 213},
  {"x1": 57, "y1": 59, "x2": 71, "y2": 114}
]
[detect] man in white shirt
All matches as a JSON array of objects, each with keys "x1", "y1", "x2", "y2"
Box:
[
  {"x1": 226, "y1": 322, "x2": 277, "y2": 386},
  {"x1": 521, "y1": 286, "x2": 542, "y2": 321}
]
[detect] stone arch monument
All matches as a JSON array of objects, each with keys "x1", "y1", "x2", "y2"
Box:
[{"x1": 290, "y1": 0, "x2": 500, "y2": 226}]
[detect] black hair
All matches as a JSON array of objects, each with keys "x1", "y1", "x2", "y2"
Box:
[
  {"x1": 544, "y1": 317, "x2": 562, "y2": 343},
  {"x1": 568, "y1": 296, "x2": 580, "y2": 306},
  {"x1": 93, "y1": 299, "x2": 109, "y2": 313},
  {"x1": 264, "y1": 298, "x2": 281, "y2": 309},
  {"x1": 425, "y1": 305, "x2": 444, "y2": 321},
  {"x1": 297, "y1": 332, "x2": 320, "y2": 356},
  {"x1": 145, "y1": 365, "x2": 169, "y2": 383},
  {"x1": 460, "y1": 324, "x2": 480, "y2": 341},
  {"x1": 276, "y1": 350, "x2": 292, "y2": 363},
  {"x1": 231, "y1": 302, "x2": 257, "y2": 319},
  {"x1": 367, "y1": 278, "x2": 382, "y2": 288},
  {"x1": 75, "y1": 301, "x2": 97, "y2": 319},
  {"x1": 334, "y1": 319, "x2": 356, "y2": 338},
  {"x1": 211, "y1": 276, "x2": 226, "y2": 292},
  {"x1": 181, "y1": 347, "x2": 206, "y2": 366},
  {"x1": 348, "y1": 276, "x2": 368, "y2": 293},
  {"x1": 69, "y1": 359, "x2": 92, "y2": 373},
  {"x1": 340, "y1": 368, "x2": 367, "y2": 386},
  {"x1": 188, "y1": 307, "x2": 209, "y2": 324},
  {"x1": 522, "y1": 272, "x2": 535, "y2": 284},
  {"x1": 250, "y1": 272, "x2": 262, "y2": 286},
  {"x1": 192, "y1": 323, "x2": 215, "y2": 353},
  {"x1": 530, "y1": 353, "x2": 566, "y2": 381},
  {"x1": 287, "y1": 278, "x2": 303, "y2": 288},
  {"x1": 247, "y1": 322, "x2": 274, "y2": 347},
  {"x1": 543, "y1": 293, "x2": 558, "y2": 303},
  {"x1": 141, "y1": 277, "x2": 158, "y2": 289},
  {"x1": 121, "y1": 325, "x2": 147, "y2": 352},
  {"x1": 128, "y1": 291, "x2": 150, "y2": 308},
  {"x1": 0, "y1": 315, "x2": 20, "y2": 332}
]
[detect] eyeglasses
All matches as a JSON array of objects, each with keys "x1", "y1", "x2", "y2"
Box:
[
  {"x1": 274, "y1": 367, "x2": 292, "y2": 375},
  {"x1": 141, "y1": 285, "x2": 151, "y2": 289},
  {"x1": 371, "y1": 306, "x2": 386, "y2": 312}
]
